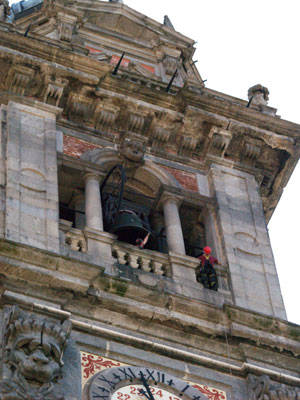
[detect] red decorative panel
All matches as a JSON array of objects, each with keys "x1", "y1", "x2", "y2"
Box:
[
  {"x1": 81, "y1": 352, "x2": 121, "y2": 380},
  {"x1": 63, "y1": 135, "x2": 101, "y2": 159},
  {"x1": 111, "y1": 55, "x2": 130, "y2": 68},
  {"x1": 86, "y1": 46, "x2": 102, "y2": 54},
  {"x1": 193, "y1": 384, "x2": 226, "y2": 400},
  {"x1": 162, "y1": 166, "x2": 198, "y2": 192},
  {"x1": 140, "y1": 63, "x2": 155, "y2": 74}
]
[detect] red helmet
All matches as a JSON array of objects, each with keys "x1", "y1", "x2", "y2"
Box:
[{"x1": 203, "y1": 246, "x2": 211, "y2": 255}]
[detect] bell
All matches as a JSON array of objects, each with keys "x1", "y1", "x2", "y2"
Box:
[{"x1": 112, "y1": 210, "x2": 153, "y2": 246}]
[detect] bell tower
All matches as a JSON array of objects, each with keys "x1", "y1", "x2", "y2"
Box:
[{"x1": 0, "y1": 1, "x2": 299, "y2": 400}]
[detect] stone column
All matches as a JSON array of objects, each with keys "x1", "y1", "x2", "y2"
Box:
[
  {"x1": 160, "y1": 192, "x2": 199, "y2": 293},
  {"x1": 84, "y1": 173, "x2": 103, "y2": 231},
  {"x1": 68, "y1": 191, "x2": 85, "y2": 230},
  {"x1": 161, "y1": 193, "x2": 185, "y2": 255},
  {"x1": 83, "y1": 172, "x2": 116, "y2": 275}
]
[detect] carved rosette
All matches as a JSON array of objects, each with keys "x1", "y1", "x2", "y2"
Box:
[{"x1": 0, "y1": 306, "x2": 73, "y2": 400}]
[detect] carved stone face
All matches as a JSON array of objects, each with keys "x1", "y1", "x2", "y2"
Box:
[
  {"x1": 121, "y1": 139, "x2": 145, "y2": 163},
  {"x1": 11, "y1": 336, "x2": 61, "y2": 384}
]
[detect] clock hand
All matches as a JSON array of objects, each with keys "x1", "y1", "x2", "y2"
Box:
[{"x1": 139, "y1": 373, "x2": 155, "y2": 400}]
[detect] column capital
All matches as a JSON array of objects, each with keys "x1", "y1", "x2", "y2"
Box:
[
  {"x1": 83, "y1": 171, "x2": 101, "y2": 182},
  {"x1": 158, "y1": 190, "x2": 183, "y2": 209}
]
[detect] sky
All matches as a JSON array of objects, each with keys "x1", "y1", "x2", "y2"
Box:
[
  {"x1": 123, "y1": 0, "x2": 300, "y2": 325},
  {"x1": 8, "y1": 0, "x2": 300, "y2": 324}
]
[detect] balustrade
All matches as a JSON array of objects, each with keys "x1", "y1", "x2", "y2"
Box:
[{"x1": 112, "y1": 241, "x2": 170, "y2": 277}]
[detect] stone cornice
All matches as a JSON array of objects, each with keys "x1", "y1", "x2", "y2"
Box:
[
  {"x1": 184, "y1": 88, "x2": 300, "y2": 138},
  {"x1": 0, "y1": 28, "x2": 299, "y2": 139}
]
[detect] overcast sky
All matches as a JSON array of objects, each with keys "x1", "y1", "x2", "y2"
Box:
[{"x1": 124, "y1": 0, "x2": 300, "y2": 325}]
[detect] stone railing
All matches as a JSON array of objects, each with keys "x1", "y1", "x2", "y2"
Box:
[
  {"x1": 112, "y1": 241, "x2": 171, "y2": 277},
  {"x1": 59, "y1": 219, "x2": 87, "y2": 253},
  {"x1": 58, "y1": 221, "x2": 230, "y2": 301}
]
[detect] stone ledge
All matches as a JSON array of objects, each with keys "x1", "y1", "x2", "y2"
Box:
[{"x1": 0, "y1": 239, "x2": 298, "y2": 358}]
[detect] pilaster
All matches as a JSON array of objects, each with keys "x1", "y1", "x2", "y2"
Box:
[
  {"x1": 5, "y1": 99, "x2": 62, "y2": 253},
  {"x1": 209, "y1": 163, "x2": 286, "y2": 319}
]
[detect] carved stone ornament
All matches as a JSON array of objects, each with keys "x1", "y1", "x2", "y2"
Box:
[
  {"x1": 119, "y1": 136, "x2": 146, "y2": 168},
  {"x1": 248, "y1": 374, "x2": 300, "y2": 400},
  {"x1": 0, "y1": 306, "x2": 78, "y2": 400},
  {"x1": 0, "y1": 0, "x2": 10, "y2": 21},
  {"x1": 248, "y1": 84, "x2": 269, "y2": 106}
]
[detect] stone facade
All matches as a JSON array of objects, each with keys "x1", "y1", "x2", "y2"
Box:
[{"x1": 0, "y1": 1, "x2": 299, "y2": 399}]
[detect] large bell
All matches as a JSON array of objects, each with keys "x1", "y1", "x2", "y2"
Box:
[{"x1": 112, "y1": 210, "x2": 153, "y2": 246}]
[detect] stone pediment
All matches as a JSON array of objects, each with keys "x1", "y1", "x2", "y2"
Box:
[
  {"x1": 12, "y1": 0, "x2": 201, "y2": 86},
  {"x1": 13, "y1": 0, "x2": 194, "y2": 52}
]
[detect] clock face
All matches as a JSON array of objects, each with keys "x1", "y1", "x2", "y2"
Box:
[{"x1": 89, "y1": 366, "x2": 205, "y2": 400}]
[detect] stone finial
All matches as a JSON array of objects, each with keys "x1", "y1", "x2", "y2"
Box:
[
  {"x1": 248, "y1": 84, "x2": 269, "y2": 106},
  {"x1": 0, "y1": 306, "x2": 76, "y2": 400},
  {"x1": 0, "y1": 0, "x2": 10, "y2": 21},
  {"x1": 163, "y1": 15, "x2": 174, "y2": 29}
]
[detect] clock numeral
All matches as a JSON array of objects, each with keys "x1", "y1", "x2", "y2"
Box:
[
  {"x1": 167, "y1": 379, "x2": 174, "y2": 387},
  {"x1": 118, "y1": 367, "x2": 136, "y2": 381},
  {"x1": 156, "y1": 372, "x2": 165, "y2": 384},
  {"x1": 113, "y1": 373, "x2": 122, "y2": 382},
  {"x1": 128, "y1": 368, "x2": 137, "y2": 379},
  {"x1": 97, "y1": 375, "x2": 116, "y2": 389},
  {"x1": 145, "y1": 369, "x2": 157, "y2": 383},
  {"x1": 180, "y1": 385, "x2": 190, "y2": 394},
  {"x1": 192, "y1": 396, "x2": 202, "y2": 400},
  {"x1": 92, "y1": 392, "x2": 109, "y2": 400},
  {"x1": 96, "y1": 386, "x2": 109, "y2": 393}
]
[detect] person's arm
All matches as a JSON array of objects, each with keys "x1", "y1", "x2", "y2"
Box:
[
  {"x1": 140, "y1": 232, "x2": 150, "y2": 248},
  {"x1": 211, "y1": 256, "x2": 219, "y2": 265}
]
